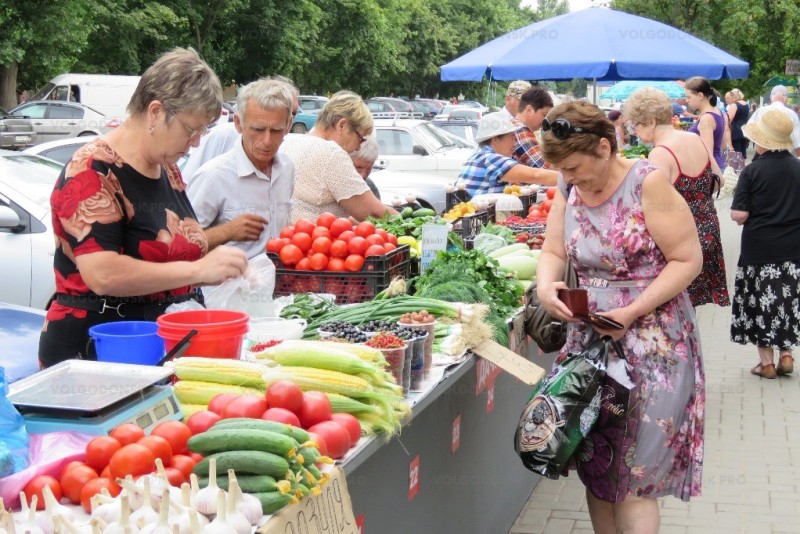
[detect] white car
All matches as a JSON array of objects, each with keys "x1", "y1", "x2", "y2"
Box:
[
  {"x1": 370, "y1": 168, "x2": 452, "y2": 213},
  {"x1": 0, "y1": 151, "x2": 62, "y2": 308},
  {"x1": 22, "y1": 135, "x2": 97, "y2": 165},
  {"x1": 373, "y1": 118, "x2": 474, "y2": 180}
]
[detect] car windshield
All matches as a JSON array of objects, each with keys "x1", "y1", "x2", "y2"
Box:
[
  {"x1": 1, "y1": 155, "x2": 62, "y2": 207},
  {"x1": 414, "y1": 122, "x2": 466, "y2": 151},
  {"x1": 30, "y1": 83, "x2": 55, "y2": 101}
]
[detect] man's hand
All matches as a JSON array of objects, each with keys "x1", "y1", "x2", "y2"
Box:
[{"x1": 227, "y1": 213, "x2": 268, "y2": 242}]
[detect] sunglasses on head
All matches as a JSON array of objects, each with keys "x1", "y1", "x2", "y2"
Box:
[{"x1": 542, "y1": 118, "x2": 605, "y2": 140}]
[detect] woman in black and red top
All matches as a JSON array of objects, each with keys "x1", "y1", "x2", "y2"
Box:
[{"x1": 40, "y1": 48, "x2": 248, "y2": 368}]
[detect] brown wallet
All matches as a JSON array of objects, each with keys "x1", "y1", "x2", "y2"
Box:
[{"x1": 557, "y1": 288, "x2": 624, "y2": 330}]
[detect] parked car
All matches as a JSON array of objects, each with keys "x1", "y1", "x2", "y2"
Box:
[
  {"x1": 0, "y1": 151, "x2": 63, "y2": 309},
  {"x1": 433, "y1": 105, "x2": 485, "y2": 122},
  {"x1": 22, "y1": 135, "x2": 97, "y2": 165},
  {"x1": 291, "y1": 109, "x2": 318, "y2": 134},
  {"x1": 299, "y1": 95, "x2": 328, "y2": 113},
  {"x1": 0, "y1": 106, "x2": 35, "y2": 150},
  {"x1": 457, "y1": 100, "x2": 489, "y2": 112},
  {"x1": 10, "y1": 101, "x2": 116, "y2": 144},
  {"x1": 370, "y1": 168, "x2": 450, "y2": 213},
  {"x1": 0, "y1": 301, "x2": 45, "y2": 384},
  {"x1": 435, "y1": 120, "x2": 479, "y2": 146}
]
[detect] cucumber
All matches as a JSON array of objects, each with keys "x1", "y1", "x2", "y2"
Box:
[
  {"x1": 287, "y1": 426, "x2": 310, "y2": 444},
  {"x1": 199, "y1": 474, "x2": 279, "y2": 494},
  {"x1": 212, "y1": 419, "x2": 293, "y2": 436},
  {"x1": 188, "y1": 428, "x2": 298, "y2": 457},
  {"x1": 400, "y1": 207, "x2": 414, "y2": 219},
  {"x1": 254, "y1": 491, "x2": 295, "y2": 515},
  {"x1": 298, "y1": 446, "x2": 321, "y2": 466},
  {"x1": 193, "y1": 450, "x2": 290, "y2": 478},
  {"x1": 306, "y1": 463, "x2": 323, "y2": 482},
  {"x1": 412, "y1": 208, "x2": 435, "y2": 217}
]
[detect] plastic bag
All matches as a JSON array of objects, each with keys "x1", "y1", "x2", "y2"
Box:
[
  {"x1": 0, "y1": 367, "x2": 29, "y2": 479},
  {"x1": 203, "y1": 254, "x2": 276, "y2": 317},
  {"x1": 472, "y1": 233, "x2": 507, "y2": 255}
]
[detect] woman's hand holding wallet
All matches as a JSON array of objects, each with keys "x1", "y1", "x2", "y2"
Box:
[{"x1": 557, "y1": 288, "x2": 632, "y2": 341}]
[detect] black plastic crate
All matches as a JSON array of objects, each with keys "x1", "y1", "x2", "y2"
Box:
[
  {"x1": 445, "y1": 190, "x2": 472, "y2": 211},
  {"x1": 519, "y1": 193, "x2": 538, "y2": 215},
  {"x1": 267, "y1": 245, "x2": 411, "y2": 304},
  {"x1": 451, "y1": 208, "x2": 493, "y2": 240}
]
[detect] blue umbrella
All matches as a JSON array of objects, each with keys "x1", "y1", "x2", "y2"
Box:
[
  {"x1": 441, "y1": 7, "x2": 749, "y2": 81},
  {"x1": 601, "y1": 80, "x2": 686, "y2": 101}
]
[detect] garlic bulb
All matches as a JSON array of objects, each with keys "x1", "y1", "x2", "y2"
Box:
[
  {"x1": 153, "y1": 460, "x2": 182, "y2": 504},
  {"x1": 444, "y1": 184, "x2": 455, "y2": 193},
  {"x1": 226, "y1": 472, "x2": 260, "y2": 526},
  {"x1": 14, "y1": 494, "x2": 44, "y2": 534},
  {"x1": 118, "y1": 477, "x2": 145, "y2": 510},
  {"x1": 138, "y1": 490, "x2": 172, "y2": 534},
  {"x1": 457, "y1": 182, "x2": 466, "y2": 191},
  {"x1": 201, "y1": 491, "x2": 230, "y2": 533},
  {"x1": 102, "y1": 493, "x2": 139, "y2": 534},
  {"x1": 130, "y1": 477, "x2": 159, "y2": 529},
  {"x1": 53, "y1": 515, "x2": 92, "y2": 534},
  {"x1": 193, "y1": 459, "x2": 223, "y2": 516},
  {"x1": 41, "y1": 484, "x2": 76, "y2": 530},
  {"x1": 224, "y1": 473, "x2": 252, "y2": 534},
  {"x1": 391, "y1": 196, "x2": 403, "y2": 207},
  {"x1": 405, "y1": 195, "x2": 417, "y2": 204},
  {"x1": 169, "y1": 484, "x2": 208, "y2": 534},
  {"x1": 89, "y1": 489, "x2": 119, "y2": 525}
]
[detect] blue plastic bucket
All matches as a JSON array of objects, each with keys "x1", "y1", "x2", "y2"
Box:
[{"x1": 88, "y1": 321, "x2": 164, "y2": 366}]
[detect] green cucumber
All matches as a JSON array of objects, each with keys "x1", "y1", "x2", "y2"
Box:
[
  {"x1": 199, "y1": 474, "x2": 279, "y2": 493},
  {"x1": 400, "y1": 207, "x2": 414, "y2": 219},
  {"x1": 298, "y1": 446, "x2": 321, "y2": 466},
  {"x1": 254, "y1": 491, "x2": 296, "y2": 515},
  {"x1": 287, "y1": 426, "x2": 310, "y2": 444},
  {"x1": 212, "y1": 419, "x2": 293, "y2": 436},
  {"x1": 193, "y1": 450, "x2": 290, "y2": 478},
  {"x1": 188, "y1": 428, "x2": 298, "y2": 457},
  {"x1": 412, "y1": 208, "x2": 435, "y2": 217}
]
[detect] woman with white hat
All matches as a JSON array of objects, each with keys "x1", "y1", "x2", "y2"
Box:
[
  {"x1": 730, "y1": 109, "x2": 800, "y2": 379},
  {"x1": 455, "y1": 112, "x2": 558, "y2": 196}
]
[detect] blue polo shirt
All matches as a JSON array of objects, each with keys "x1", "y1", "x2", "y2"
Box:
[{"x1": 455, "y1": 145, "x2": 519, "y2": 197}]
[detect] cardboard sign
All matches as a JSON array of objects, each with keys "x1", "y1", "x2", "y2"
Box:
[
  {"x1": 475, "y1": 357, "x2": 502, "y2": 395},
  {"x1": 785, "y1": 59, "x2": 800, "y2": 76},
  {"x1": 472, "y1": 339, "x2": 546, "y2": 386},
  {"x1": 408, "y1": 455, "x2": 421, "y2": 501},
  {"x1": 258, "y1": 466, "x2": 358, "y2": 534},
  {"x1": 486, "y1": 381, "x2": 495, "y2": 413},
  {"x1": 451, "y1": 414, "x2": 461, "y2": 453},
  {"x1": 420, "y1": 223, "x2": 449, "y2": 271}
]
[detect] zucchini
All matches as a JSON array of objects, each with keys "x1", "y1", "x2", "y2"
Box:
[
  {"x1": 200, "y1": 474, "x2": 279, "y2": 493},
  {"x1": 412, "y1": 208, "x2": 435, "y2": 217},
  {"x1": 488, "y1": 243, "x2": 529, "y2": 259},
  {"x1": 188, "y1": 429, "x2": 298, "y2": 458},
  {"x1": 254, "y1": 491, "x2": 296, "y2": 515},
  {"x1": 193, "y1": 450, "x2": 290, "y2": 479},
  {"x1": 212, "y1": 419, "x2": 293, "y2": 436}
]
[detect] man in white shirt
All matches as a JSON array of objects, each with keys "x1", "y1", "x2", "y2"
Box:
[
  {"x1": 187, "y1": 78, "x2": 295, "y2": 259},
  {"x1": 748, "y1": 85, "x2": 800, "y2": 156},
  {"x1": 499, "y1": 80, "x2": 531, "y2": 121}
]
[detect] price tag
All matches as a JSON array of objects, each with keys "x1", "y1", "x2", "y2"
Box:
[
  {"x1": 421, "y1": 223, "x2": 449, "y2": 271},
  {"x1": 408, "y1": 455, "x2": 421, "y2": 501},
  {"x1": 451, "y1": 414, "x2": 461, "y2": 453},
  {"x1": 486, "y1": 381, "x2": 495, "y2": 413}
]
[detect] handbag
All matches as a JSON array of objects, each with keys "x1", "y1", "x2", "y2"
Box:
[
  {"x1": 525, "y1": 259, "x2": 578, "y2": 353},
  {"x1": 514, "y1": 335, "x2": 626, "y2": 479}
]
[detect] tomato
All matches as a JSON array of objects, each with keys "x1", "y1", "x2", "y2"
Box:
[
  {"x1": 163, "y1": 467, "x2": 186, "y2": 487},
  {"x1": 169, "y1": 455, "x2": 197, "y2": 479},
  {"x1": 309, "y1": 252, "x2": 329, "y2": 271},
  {"x1": 298, "y1": 391, "x2": 332, "y2": 428},
  {"x1": 307, "y1": 431, "x2": 328, "y2": 457},
  {"x1": 137, "y1": 435, "x2": 173, "y2": 465},
  {"x1": 296, "y1": 257, "x2": 312, "y2": 270},
  {"x1": 290, "y1": 232, "x2": 312, "y2": 253},
  {"x1": 222, "y1": 393, "x2": 267, "y2": 419},
  {"x1": 364, "y1": 234, "x2": 385, "y2": 247},
  {"x1": 316, "y1": 212, "x2": 337, "y2": 229},
  {"x1": 100, "y1": 465, "x2": 112, "y2": 479},
  {"x1": 266, "y1": 238, "x2": 286, "y2": 254},
  {"x1": 329, "y1": 240, "x2": 349, "y2": 259},
  {"x1": 80, "y1": 478, "x2": 121, "y2": 513},
  {"x1": 61, "y1": 461, "x2": 89, "y2": 477},
  {"x1": 541, "y1": 199, "x2": 553, "y2": 212},
  {"x1": 311, "y1": 226, "x2": 331, "y2": 240},
  {"x1": 386, "y1": 233, "x2": 398, "y2": 246},
  {"x1": 24, "y1": 476, "x2": 61, "y2": 510},
  {"x1": 151, "y1": 421, "x2": 192, "y2": 456},
  {"x1": 546, "y1": 187, "x2": 557, "y2": 200},
  {"x1": 208, "y1": 393, "x2": 239, "y2": 415},
  {"x1": 294, "y1": 218, "x2": 316, "y2": 235},
  {"x1": 279, "y1": 226, "x2": 295, "y2": 239},
  {"x1": 261, "y1": 407, "x2": 302, "y2": 427},
  {"x1": 347, "y1": 236, "x2": 368, "y2": 256},
  {"x1": 329, "y1": 218, "x2": 353, "y2": 237},
  {"x1": 85, "y1": 436, "x2": 122, "y2": 471},
  {"x1": 308, "y1": 421, "x2": 352, "y2": 459},
  {"x1": 354, "y1": 221, "x2": 376, "y2": 238},
  {"x1": 61, "y1": 464, "x2": 99, "y2": 504},
  {"x1": 327, "y1": 257, "x2": 346, "y2": 271},
  {"x1": 186, "y1": 410, "x2": 222, "y2": 435},
  {"x1": 109, "y1": 423, "x2": 145, "y2": 447},
  {"x1": 344, "y1": 254, "x2": 365, "y2": 272},
  {"x1": 337, "y1": 230, "x2": 356, "y2": 243},
  {"x1": 279, "y1": 244, "x2": 304, "y2": 267},
  {"x1": 364, "y1": 244, "x2": 385, "y2": 258},
  {"x1": 266, "y1": 381, "x2": 304, "y2": 413},
  {"x1": 374, "y1": 228, "x2": 390, "y2": 242},
  {"x1": 187, "y1": 452, "x2": 204, "y2": 463},
  {"x1": 330, "y1": 413, "x2": 362, "y2": 445},
  {"x1": 311, "y1": 237, "x2": 332, "y2": 255},
  {"x1": 383, "y1": 242, "x2": 397, "y2": 252},
  {"x1": 109, "y1": 443, "x2": 156, "y2": 480}
]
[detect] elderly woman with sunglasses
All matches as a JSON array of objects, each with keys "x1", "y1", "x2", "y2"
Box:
[
  {"x1": 535, "y1": 101, "x2": 704, "y2": 533},
  {"x1": 39, "y1": 48, "x2": 248, "y2": 368},
  {"x1": 281, "y1": 91, "x2": 393, "y2": 223}
]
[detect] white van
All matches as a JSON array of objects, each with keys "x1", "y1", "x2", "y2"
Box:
[{"x1": 30, "y1": 74, "x2": 140, "y2": 121}]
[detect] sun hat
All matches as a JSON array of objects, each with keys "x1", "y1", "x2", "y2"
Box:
[
  {"x1": 506, "y1": 80, "x2": 532, "y2": 98},
  {"x1": 475, "y1": 112, "x2": 520, "y2": 144},
  {"x1": 741, "y1": 109, "x2": 794, "y2": 151}
]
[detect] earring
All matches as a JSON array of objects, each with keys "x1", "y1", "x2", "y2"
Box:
[{"x1": 149, "y1": 124, "x2": 155, "y2": 134}]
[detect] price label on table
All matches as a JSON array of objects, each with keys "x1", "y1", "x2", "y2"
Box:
[
  {"x1": 486, "y1": 381, "x2": 495, "y2": 413},
  {"x1": 408, "y1": 455, "x2": 421, "y2": 501},
  {"x1": 421, "y1": 223, "x2": 448, "y2": 271},
  {"x1": 451, "y1": 414, "x2": 461, "y2": 453}
]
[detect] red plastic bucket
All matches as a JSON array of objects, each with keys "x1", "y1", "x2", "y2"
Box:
[{"x1": 157, "y1": 309, "x2": 249, "y2": 359}]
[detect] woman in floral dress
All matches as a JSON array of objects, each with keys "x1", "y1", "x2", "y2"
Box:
[
  {"x1": 625, "y1": 87, "x2": 730, "y2": 307},
  {"x1": 537, "y1": 101, "x2": 705, "y2": 533},
  {"x1": 38, "y1": 48, "x2": 248, "y2": 368}
]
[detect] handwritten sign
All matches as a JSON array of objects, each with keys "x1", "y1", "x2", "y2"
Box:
[
  {"x1": 472, "y1": 340, "x2": 546, "y2": 386},
  {"x1": 785, "y1": 59, "x2": 800, "y2": 76},
  {"x1": 420, "y1": 223, "x2": 448, "y2": 271},
  {"x1": 451, "y1": 414, "x2": 461, "y2": 453},
  {"x1": 257, "y1": 466, "x2": 358, "y2": 534},
  {"x1": 408, "y1": 455, "x2": 421, "y2": 501}
]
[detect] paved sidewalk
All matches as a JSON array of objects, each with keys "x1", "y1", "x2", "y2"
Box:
[{"x1": 509, "y1": 197, "x2": 800, "y2": 534}]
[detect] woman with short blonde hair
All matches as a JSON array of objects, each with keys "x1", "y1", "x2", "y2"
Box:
[{"x1": 724, "y1": 88, "x2": 749, "y2": 159}]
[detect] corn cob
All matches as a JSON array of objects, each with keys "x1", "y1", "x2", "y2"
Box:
[
  {"x1": 325, "y1": 393, "x2": 381, "y2": 415},
  {"x1": 173, "y1": 380, "x2": 263, "y2": 406},
  {"x1": 256, "y1": 343, "x2": 388, "y2": 385},
  {"x1": 263, "y1": 366, "x2": 373, "y2": 393},
  {"x1": 314, "y1": 342, "x2": 387, "y2": 366},
  {"x1": 171, "y1": 357, "x2": 266, "y2": 388},
  {"x1": 179, "y1": 403, "x2": 208, "y2": 421}
]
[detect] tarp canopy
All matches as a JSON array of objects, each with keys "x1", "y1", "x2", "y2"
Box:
[
  {"x1": 440, "y1": 7, "x2": 749, "y2": 82},
  {"x1": 763, "y1": 75, "x2": 798, "y2": 87},
  {"x1": 601, "y1": 80, "x2": 685, "y2": 101}
]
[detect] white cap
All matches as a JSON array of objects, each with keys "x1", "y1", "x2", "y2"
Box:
[{"x1": 475, "y1": 112, "x2": 519, "y2": 144}]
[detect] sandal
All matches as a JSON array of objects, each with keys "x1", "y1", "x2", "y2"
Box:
[
  {"x1": 751, "y1": 363, "x2": 777, "y2": 379},
  {"x1": 777, "y1": 355, "x2": 794, "y2": 375}
]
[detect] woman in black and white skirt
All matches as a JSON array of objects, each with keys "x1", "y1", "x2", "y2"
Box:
[{"x1": 730, "y1": 109, "x2": 800, "y2": 379}]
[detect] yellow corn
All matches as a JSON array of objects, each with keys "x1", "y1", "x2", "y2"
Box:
[
  {"x1": 179, "y1": 403, "x2": 208, "y2": 421},
  {"x1": 171, "y1": 357, "x2": 266, "y2": 388},
  {"x1": 262, "y1": 366, "x2": 375, "y2": 400},
  {"x1": 173, "y1": 380, "x2": 263, "y2": 406}
]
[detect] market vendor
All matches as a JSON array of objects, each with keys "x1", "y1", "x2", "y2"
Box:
[
  {"x1": 455, "y1": 112, "x2": 558, "y2": 197},
  {"x1": 38, "y1": 47, "x2": 248, "y2": 368}
]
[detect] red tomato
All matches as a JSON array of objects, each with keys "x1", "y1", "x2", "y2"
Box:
[
  {"x1": 290, "y1": 232, "x2": 313, "y2": 253},
  {"x1": 307, "y1": 431, "x2": 328, "y2": 457},
  {"x1": 330, "y1": 413, "x2": 362, "y2": 445},
  {"x1": 347, "y1": 236, "x2": 368, "y2": 256},
  {"x1": 294, "y1": 218, "x2": 316, "y2": 235},
  {"x1": 364, "y1": 244, "x2": 386, "y2": 258},
  {"x1": 266, "y1": 238, "x2": 286, "y2": 254},
  {"x1": 261, "y1": 407, "x2": 302, "y2": 427},
  {"x1": 309, "y1": 253, "x2": 329, "y2": 271},
  {"x1": 327, "y1": 257, "x2": 346, "y2": 271},
  {"x1": 386, "y1": 233, "x2": 398, "y2": 246},
  {"x1": 80, "y1": 478, "x2": 121, "y2": 513},
  {"x1": 100, "y1": 465, "x2": 112, "y2": 479},
  {"x1": 308, "y1": 421, "x2": 352, "y2": 459},
  {"x1": 279, "y1": 237, "x2": 291, "y2": 248},
  {"x1": 222, "y1": 393, "x2": 267, "y2": 419},
  {"x1": 266, "y1": 381, "x2": 304, "y2": 413},
  {"x1": 541, "y1": 199, "x2": 553, "y2": 212},
  {"x1": 383, "y1": 242, "x2": 397, "y2": 252},
  {"x1": 354, "y1": 221, "x2": 376, "y2": 238},
  {"x1": 298, "y1": 391, "x2": 332, "y2": 428},
  {"x1": 330, "y1": 218, "x2": 353, "y2": 237},
  {"x1": 316, "y1": 212, "x2": 337, "y2": 229},
  {"x1": 296, "y1": 257, "x2": 312, "y2": 270},
  {"x1": 24, "y1": 476, "x2": 62, "y2": 510},
  {"x1": 337, "y1": 230, "x2": 356, "y2": 243},
  {"x1": 311, "y1": 226, "x2": 331, "y2": 240},
  {"x1": 61, "y1": 461, "x2": 89, "y2": 478},
  {"x1": 169, "y1": 454, "x2": 197, "y2": 479},
  {"x1": 208, "y1": 394, "x2": 239, "y2": 415},
  {"x1": 344, "y1": 254, "x2": 365, "y2": 272},
  {"x1": 279, "y1": 226, "x2": 295, "y2": 239},
  {"x1": 150, "y1": 421, "x2": 192, "y2": 456},
  {"x1": 364, "y1": 234, "x2": 385, "y2": 247},
  {"x1": 61, "y1": 465, "x2": 99, "y2": 504},
  {"x1": 329, "y1": 240, "x2": 349, "y2": 259},
  {"x1": 311, "y1": 237, "x2": 332, "y2": 255},
  {"x1": 137, "y1": 435, "x2": 173, "y2": 466},
  {"x1": 187, "y1": 452, "x2": 204, "y2": 463},
  {"x1": 163, "y1": 467, "x2": 186, "y2": 487},
  {"x1": 85, "y1": 436, "x2": 122, "y2": 471},
  {"x1": 279, "y1": 244, "x2": 304, "y2": 267},
  {"x1": 374, "y1": 229, "x2": 390, "y2": 242},
  {"x1": 185, "y1": 410, "x2": 222, "y2": 435},
  {"x1": 109, "y1": 444, "x2": 156, "y2": 480},
  {"x1": 546, "y1": 187, "x2": 557, "y2": 200},
  {"x1": 109, "y1": 423, "x2": 145, "y2": 447}
]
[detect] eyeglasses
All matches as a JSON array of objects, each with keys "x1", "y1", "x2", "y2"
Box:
[
  {"x1": 350, "y1": 122, "x2": 367, "y2": 144},
  {"x1": 542, "y1": 118, "x2": 605, "y2": 140},
  {"x1": 171, "y1": 113, "x2": 210, "y2": 140}
]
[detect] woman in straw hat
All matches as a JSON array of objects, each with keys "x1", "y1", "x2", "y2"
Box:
[{"x1": 730, "y1": 109, "x2": 800, "y2": 378}]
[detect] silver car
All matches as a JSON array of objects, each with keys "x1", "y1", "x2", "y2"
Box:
[
  {"x1": 10, "y1": 100, "x2": 115, "y2": 145},
  {"x1": 0, "y1": 106, "x2": 35, "y2": 150},
  {"x1": 22, "y1": 135, "x2": 97, "y2": 165}
]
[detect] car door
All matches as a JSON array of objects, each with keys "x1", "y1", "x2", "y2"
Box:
[
  {"x1": 46, "y1": 103, "x2": 84, "y2": 141},
  {"x1": 374, "y1": 128, "x2": 431, "y2": 174},
  {"x1": 12, "y1": 103, "x2": 49, "y2": 144}
]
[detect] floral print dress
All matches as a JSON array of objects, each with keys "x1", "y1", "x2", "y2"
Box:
[
  {"x1": 39, "y1": 139, "x2": 208, "y2": 367},
  {"x1": 556, "y1": 160, "x2": 705, "y2": 503}
]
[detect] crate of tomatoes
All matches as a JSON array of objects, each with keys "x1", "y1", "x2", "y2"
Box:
[{"x1": 266, "y1": 213, "x2": 411, "y2": 304}]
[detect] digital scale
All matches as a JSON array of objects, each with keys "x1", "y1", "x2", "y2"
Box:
[{"x1": 8, "y1": 360, "x2": 183, "y2": 436}]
